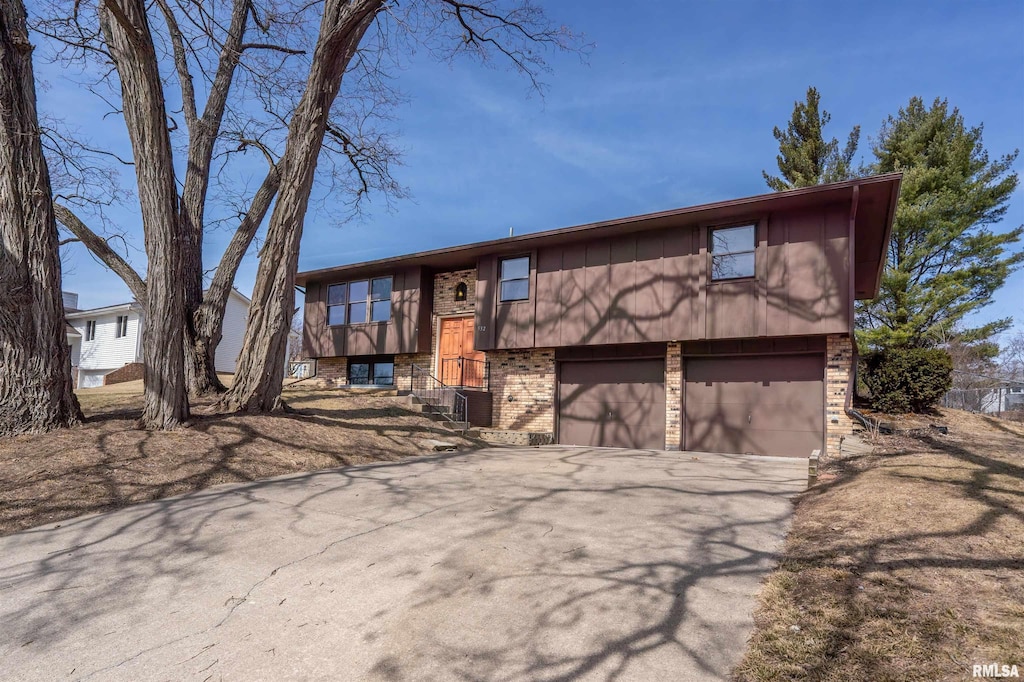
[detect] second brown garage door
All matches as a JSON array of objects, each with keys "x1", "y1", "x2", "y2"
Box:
[
  {"x1": 684, "y1": 354, "x2": 824, "y2": 457},
  {"x1": 558, "y1": 359, "x2": 666, "y2": 449}
]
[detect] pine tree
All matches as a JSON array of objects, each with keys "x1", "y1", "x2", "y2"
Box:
[
  {"x1": 763, "y1": 86, "x2": 860, "y2": 190},
  {"x1": 856, "y1": 97, "x2": 1022, "y2": 350}
]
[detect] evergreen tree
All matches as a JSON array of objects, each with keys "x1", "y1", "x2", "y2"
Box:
[
  {"x1": 857, "y1": 97, "x2": 1022, "y2": 350},
  {"x1": 763, "y1": 86, "x2": 860, "y2": 190}
]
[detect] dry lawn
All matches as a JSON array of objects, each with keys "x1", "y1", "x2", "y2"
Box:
[
  {"x1": 734, "y1": 408, "x2": 1024, "y2": 681},
  {"x1": 0, "y1": 380, "x2": 482, "y2": 536}
]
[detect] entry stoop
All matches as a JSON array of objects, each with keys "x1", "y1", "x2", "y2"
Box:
[{"x1": 405, "y1": 395, "x2": 479, "y2": 436}]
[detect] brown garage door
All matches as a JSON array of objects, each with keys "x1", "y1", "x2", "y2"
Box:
[
  {"x1": 558, "y1": 359, "x2": 666, "y2": 449},
  {"x1": 684, "y1": 354, "x2": 823, "y2": 457}
]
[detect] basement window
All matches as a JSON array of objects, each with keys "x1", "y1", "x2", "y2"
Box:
[
  {"x1": 348, "y1": 358, "x2": 395, "y2": 386},
  {"x1": 499, "y1": 256, "x2": 530, "y2": 302},
  {"x1": 710, "y1": 225, "x2": 756, "y2": 280}
]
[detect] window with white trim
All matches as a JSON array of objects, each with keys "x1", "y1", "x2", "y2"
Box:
[
  {"x1": 115, "y1": 315, "x2": 129, "y2": 338},
  {"x1": 499, "y1": 256, "x2": 530, "y2": 302},
  {"x1": 85, "y1": 320, "x2": 96, "y2": 341}
]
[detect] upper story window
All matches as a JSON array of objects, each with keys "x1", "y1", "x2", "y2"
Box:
[
  {"x1": 499, "y1": 256, "x2": 530, "y2": 302},
  {"x1": 85, "y1": 320, "x2": 96, "y2": 341},
  {"x1": 710, "y1": 225, "x2": 756, "y2": 280},
  {"x1": 115, "y1": 315, "x2": 129, "y2": 338},
  {"x1": 327, "y1": 276, "x2": 392, "y2": 326}
]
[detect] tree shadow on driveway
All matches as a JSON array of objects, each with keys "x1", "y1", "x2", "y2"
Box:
[{"x1": 0, "y1": 447, "x2": 806, "y2": 681}]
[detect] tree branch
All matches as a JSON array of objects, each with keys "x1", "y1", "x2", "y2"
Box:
[
  {"x1": 53, "y1": 202, "x2": 148, "y2": 303},
  {"x1": 155, "y1": 0, "x2": 198, "y2": 130}
]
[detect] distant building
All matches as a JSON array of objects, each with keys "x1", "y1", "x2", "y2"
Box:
[{"x1": 63, "y1": 289, "x2": 252, "y2": 389}]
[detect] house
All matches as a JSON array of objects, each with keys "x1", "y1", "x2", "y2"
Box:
[
  {"x1": 979, "y1": 385, "x2": 1024, "y2": 414},
  {"x1": 63, "y1": 289, "x2": 252, "y2": 389},
  {"x1": 297, "y1": 174, "x2": 902, "y2": 458}
]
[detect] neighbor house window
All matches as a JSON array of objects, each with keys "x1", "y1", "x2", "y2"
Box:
[
  {"x1": 499, "y1": 256, "x2": 530, "y2": 302},
  {"x1": 348, "y1": 359, "x2": 395, "y2": 386},
  {"x1": 710, "y1": 225, "x2": 756, "y2": 280},
  {"x1": 85, "y1": 320, "x2": 96, "y2": 341},
  {"x1": 115, "y1": 315, "x2": 129, "y2": 338},
  {"x1": 327, "y1": 276, "x2": 392, "y2": 326}
]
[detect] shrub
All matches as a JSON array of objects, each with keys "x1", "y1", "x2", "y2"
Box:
[{"x1": 861, "y1": 348, "x2": 953, "y2": 413}]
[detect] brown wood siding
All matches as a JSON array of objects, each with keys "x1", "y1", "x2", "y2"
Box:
[
  {"x1": 304, "y1": 266, "x2": 427, "y2": 358},
  {"x1": 485, "y1": 203, "x2": 851, "y2": 350},
  {"x1": 474, "y1": 255, "x2": 496, "y2": 350},
  {"x1": 302, "y1": 281, "x2": 327, "y2": 358}
]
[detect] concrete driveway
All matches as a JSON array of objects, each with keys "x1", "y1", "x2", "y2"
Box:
[{"x1": 1, "y1": 446, "x2": 806, "y2": 681}]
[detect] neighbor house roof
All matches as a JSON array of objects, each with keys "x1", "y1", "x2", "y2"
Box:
[
  {"x1": 65, "y1": 301, "x2": 141, "y2": 319},
  {"x1": 64, "y1": 287, "x2": 251, "y2": 320},
  {"x1": 295, "y1": 173, "x2": 901, "y2": 300}
]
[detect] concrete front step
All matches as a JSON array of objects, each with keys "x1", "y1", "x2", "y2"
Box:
[{"x1": 479, "y1": 429, "x2": 554, "y2": 446}]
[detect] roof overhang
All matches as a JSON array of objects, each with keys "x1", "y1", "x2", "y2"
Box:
[
  {"x1": 297, "y1": 173, "x2": 902, "y2": 299},
  {"x1": 65, "y1": 301, "x2": 141, "y2": 318}
]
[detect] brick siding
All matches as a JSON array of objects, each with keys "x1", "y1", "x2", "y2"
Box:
[
  {"x1": 825, "y1": 333, "x2": 857, "y2": 458},
  {"x1": 103, "y1": 362, "x2": 144, "y2": 386},
  {"x1": 430, "y1": 269, "x2": 477, "y2": 373},
  {"x1": 314, "y1": 356, "x2": 348, "y2": 388},
  {"x1": 394, "y1": 352, "x2": 433, "y2": 391},
  {"x1": 489, "y1": 348, "x2": 556, "y2": 433},
  {"x1": 665, "y1": 342, "x2": 681, "y2": 450}
]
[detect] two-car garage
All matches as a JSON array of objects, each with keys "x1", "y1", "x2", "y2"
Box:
[{"x1": 555, "y1": 347, "x2": 826, "y2": 457}]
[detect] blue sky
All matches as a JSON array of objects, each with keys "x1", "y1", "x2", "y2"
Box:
[{"x1": 43, "y1": 0, "x2": 1024, "y2": 335}]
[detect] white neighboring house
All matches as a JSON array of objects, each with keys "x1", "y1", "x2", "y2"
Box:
[{"x1": 63, "y1": 289, "x2": 252, "y2": 389}]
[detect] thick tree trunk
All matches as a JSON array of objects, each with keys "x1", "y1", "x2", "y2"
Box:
[
  {"x1": 0, "y1": 0, "x2": 83, "y2": 436},
  {"x1": 99, "y1": 0, "x2": 188, "y2": 429},
  {"x1": 219, "y1": 0, "x2": 381, "y2": 412},
  {"x1": 161, "y1": 0, "x2": 251, "y2": 397},
  {"x1": 192, "y1": 165, "x2": 280, "y2": 393}
]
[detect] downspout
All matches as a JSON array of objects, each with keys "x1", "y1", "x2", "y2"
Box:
[{"x1": 844, "y1": 184, "x2": 873, "y2": 435}]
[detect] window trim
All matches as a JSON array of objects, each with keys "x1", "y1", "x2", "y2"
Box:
[
  {"x1": 709, "y1": 223, "x2": 757, "y2": 282},
  {"x1": 85, "y1": 320, "x2": 96, "y2": 342},
  {"x1": 347, "y1": 357, "x2": 395, "y2": 386},
  {"x1": 498, "y1": 255, "x2": 531, "y2": 303},
  {"x1": 326, "y1": 276, "x2": 393, "y2": 327},
  {"x1": 115, "y1": 315, "x2": 129, "y2": 339}
]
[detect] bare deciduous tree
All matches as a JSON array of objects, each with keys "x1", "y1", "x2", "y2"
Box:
[
  {"x1": 0, "y1": 0, "x2": 83, "y2": 435},
  {"x1": 98, "y1": 0, "x2": 189, "y2": 428},
  {"x1": 35, "y1": 0, "x2": 398, "y2": 399},
  {"x1": 220, "y1": 0, "x2": 581, "y2": 411}
]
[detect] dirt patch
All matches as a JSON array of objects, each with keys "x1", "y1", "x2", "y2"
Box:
[
  {"x1": 734, "y1": 408, "x2": 1024, "y2": 681},
  {"x1": 0, "y1": 381, "x2": 482, "y2": 536}
]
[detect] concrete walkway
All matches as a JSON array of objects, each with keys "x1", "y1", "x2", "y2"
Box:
[{"x1": 1, "y1": 446, "x2": 807, "y2": 681}]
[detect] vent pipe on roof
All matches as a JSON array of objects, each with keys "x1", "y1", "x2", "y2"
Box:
[{"x1": 509, "y1": 226, "x2": 514, "y2": 238}]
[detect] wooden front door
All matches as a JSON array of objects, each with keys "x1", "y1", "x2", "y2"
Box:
[{"x1": 438, "y1": 316, "x2": 485, "y2": 386}]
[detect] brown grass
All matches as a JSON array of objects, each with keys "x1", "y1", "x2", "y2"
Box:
[
  {"x1": 0, "y1": 380, "x2": 482, "y2": 536},
  {"x1": 734, "y1": 408, "x2": 1024, "y2": 681}
]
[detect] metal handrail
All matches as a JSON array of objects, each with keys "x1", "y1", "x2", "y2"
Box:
[
  {"x1": 410, "y1": 364, "x2": 469, "y2": 432},
  {"x1": 439, "y1": 356, "x2": 489, "y2": 389}
]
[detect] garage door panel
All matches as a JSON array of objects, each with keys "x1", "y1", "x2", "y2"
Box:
[
  {"x1": 684, "y1": 354, "x2": 823, "y2": 457},
  {"x1": 558, "y1": 359, "x2": 666, "y2": 450}
]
